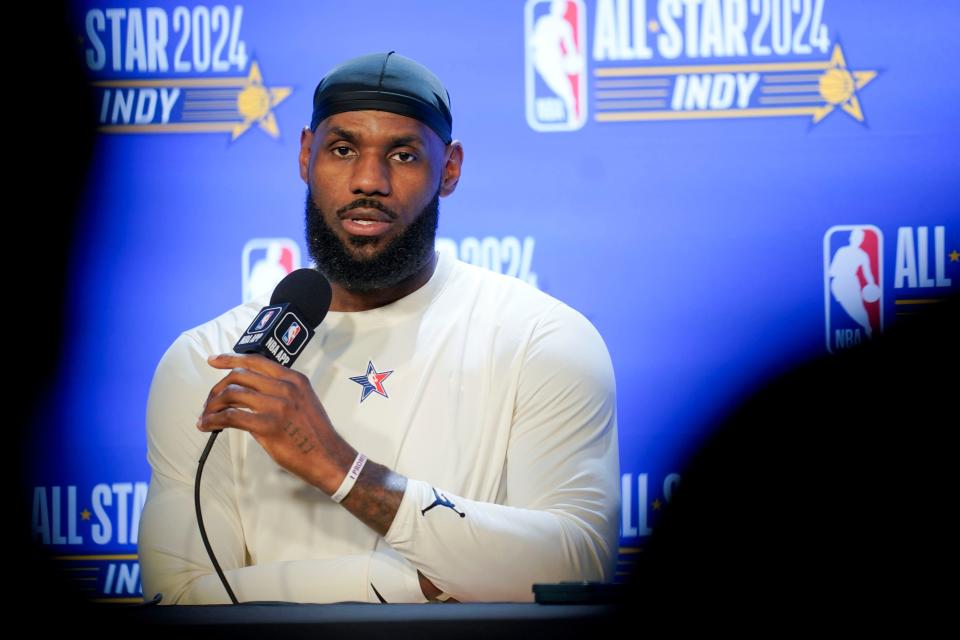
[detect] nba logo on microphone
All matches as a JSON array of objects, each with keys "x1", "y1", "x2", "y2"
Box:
[
  {"x1": 824, "y1": 225, "x2": 884, "y2": 353},
  {"x1": 282, "y1": 321, "x2": 302, "y2": 347},
  {"x1": 255, "y1": 309, "x2": 277, "y2": 331},
  {"x1": 525, "y1": 0, "x2": 587, "y2": 132}
]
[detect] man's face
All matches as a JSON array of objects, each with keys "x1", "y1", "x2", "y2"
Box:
[{"x1": 298, "y1": 110, "x2": 459, "y2": 292}]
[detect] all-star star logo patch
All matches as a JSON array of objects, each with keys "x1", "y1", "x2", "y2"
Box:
[{"x1": 349, "y1": 361, "x2": 393, "y2": 403}]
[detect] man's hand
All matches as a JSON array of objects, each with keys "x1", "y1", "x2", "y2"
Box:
[
  {"x1": 196, "y1": 353, "x2": 356, "y2": 494},
  {"x1": 196, "y1": 352, "x2": 460, "y2": 602}
]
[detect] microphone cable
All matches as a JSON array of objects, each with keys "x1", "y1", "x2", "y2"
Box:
[{"x1": 195, "y1": 430, "x2": 240, "y2": 604}]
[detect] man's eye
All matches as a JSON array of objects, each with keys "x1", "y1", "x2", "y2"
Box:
[
  {"x1": 393, "y1": 151, "x2": 416, "y2": 162},
  {"x1": 333, "y1": 146, "x2": 354, "y2": 157}
]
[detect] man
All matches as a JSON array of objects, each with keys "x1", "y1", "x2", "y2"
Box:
[{"x1": 138, "y1": 51, "x2": 620, "y2": 604}]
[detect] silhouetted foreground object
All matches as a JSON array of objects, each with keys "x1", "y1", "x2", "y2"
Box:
[
  {"x1": 619, "y1": 293, "x2": 958, "y2": 631},
  {"x1": 14, "y1": 0, "x2": 100, "y2": 629}
]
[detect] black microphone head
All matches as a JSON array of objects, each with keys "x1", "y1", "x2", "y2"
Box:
[{"x1": 270, "y1": 268, "x2": 332, "y2": 329}]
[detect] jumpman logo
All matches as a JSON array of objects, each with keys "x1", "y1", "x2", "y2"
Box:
[{"x1": 421, "y1": 487, "x2": 466, "y2": 518}]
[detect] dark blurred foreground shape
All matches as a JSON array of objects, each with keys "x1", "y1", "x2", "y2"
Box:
[
  {"x1": 615, "y1": 291, "x2": 958, "y2": 632},
  {"x1": 12, "y1": 0, "x2": 101, "y2": 630}
]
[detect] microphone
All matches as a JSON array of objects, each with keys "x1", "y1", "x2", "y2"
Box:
[
  {"x1": 233, "y1": 268, "x2": 333, "y2": 367},
  {"x1": 197, "y1": 268, "x2": 332, "y2": 605}
]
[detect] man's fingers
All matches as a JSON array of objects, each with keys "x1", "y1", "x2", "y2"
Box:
[
  {"x1": 197, "y1": 406, "x2": 263, "y2": 435},
  {"x1": 207, "y1": 367, "x2": 291, "y2": 405},
  {"x1": 204, "y1": 384, "x2": 279, "y2": 416},
  {"x1": 207, "y1": 353, "x2": 294, "y2": 380}
]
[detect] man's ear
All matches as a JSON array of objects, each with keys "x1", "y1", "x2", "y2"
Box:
[
  {"x1": 299, "y1": 126, "x2": 314, "y2": 184},
  {"x1": 440, "y1": 140, "x2": 464, "y2": 197}
]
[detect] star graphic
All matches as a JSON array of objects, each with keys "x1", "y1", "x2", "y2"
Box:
[
  {"x1": 949, "y1": 249, "x2": 959, "y2": 263},
  {"x1": 651, "y1": 499, "x2": 662, "y2": 511},
  {"x1": 231, "y1": 60, "x2": 292, "y2": 141},
  {"x1": 812, "y1": 43, "x2": 878, "y2": 124},
  {"x1": 349, "y1": 361, "x2": 394, "y2": 403},
  {"x1": 80, "y1": 508, "x2": 91, "y2": 521}
]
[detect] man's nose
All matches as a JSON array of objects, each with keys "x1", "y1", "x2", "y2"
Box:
[{"x1": 349, "y1": 153, "x2": 391, "y2": 196}]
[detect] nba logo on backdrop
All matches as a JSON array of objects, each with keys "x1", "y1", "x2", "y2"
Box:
[
  {"x1": 525, "y1": 0, "x2": 587, "y2": 131},
  {"x1": 242, "y1": 238, "x2": 302, "y2": 303},
  {"x1": 824, "y1": 225, "x2": 884, "y2": 352}
]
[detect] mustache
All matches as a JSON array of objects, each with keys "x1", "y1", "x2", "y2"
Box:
[{"x1": 337, "y1": 198, "x2": 398, "y2": 220}]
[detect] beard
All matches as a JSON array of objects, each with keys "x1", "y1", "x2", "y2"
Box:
[{"x1": 304, "y1": 184, "x2": 440, "y2": 293}]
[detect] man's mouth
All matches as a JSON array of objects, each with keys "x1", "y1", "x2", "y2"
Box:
[{"x1": 339, "y1": 207, "x2": 394, "y2": 237}]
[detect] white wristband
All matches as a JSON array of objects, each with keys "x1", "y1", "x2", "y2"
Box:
[{"x1": 331, "y1": 453, "x2": 368, "y2": 503}]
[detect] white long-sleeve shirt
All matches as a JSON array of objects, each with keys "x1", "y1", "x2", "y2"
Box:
[{"x1": 138, "y1": 250, "x2": 620, "y2": 604}]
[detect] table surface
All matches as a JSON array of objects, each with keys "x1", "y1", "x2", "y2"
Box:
[{"x1": 108, "y1": 601, "x2": 623, "y2": 638}]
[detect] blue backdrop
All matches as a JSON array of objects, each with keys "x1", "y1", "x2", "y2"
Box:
[{"x1": 28, "y1": 0, "x2": 960, "y2": 602}]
